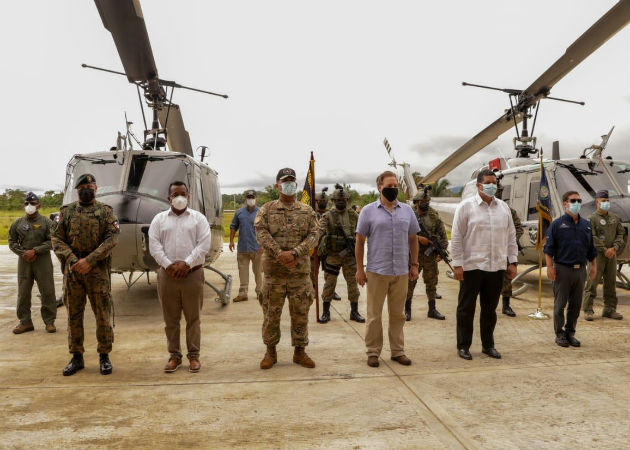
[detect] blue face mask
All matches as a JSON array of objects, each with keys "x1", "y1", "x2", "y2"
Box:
[
  {"x1": 280, "y1": 181, "x2": 298, "y2": 196},
  {"x1": 600, "y1": 201, "x2": 610, "y2": 211},
  {"x1": 481, "y1": 183, "x2": 497, "y2": 197},
  {"x1": 568, "y1": 202, "x2": 581, "y2": 215}
]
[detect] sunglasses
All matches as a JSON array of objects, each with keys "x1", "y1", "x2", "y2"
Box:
[
  {"x1": 24, "y1": 201, "x2": 38, "y2": 206},
  {"x1": 568, "y1": 198, "x2": 582, "y2": 204}
]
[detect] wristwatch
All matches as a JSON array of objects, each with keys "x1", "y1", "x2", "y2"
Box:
[{"x1": 291, "y1": 249, "x2": 299, "y2": 258}]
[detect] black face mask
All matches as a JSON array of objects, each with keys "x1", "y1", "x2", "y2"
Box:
[
  {"x1": 418, "y1": 203, "x2": 430, "y2": 211},
  {"x1": 78, "y1": 188, "x2": 95, "y2": 204},
  {"x1": 381, "y1": 187, "x2": 398, "y2": 202},
  {"x1": 335, "y1": 200, "x2": 346, "y2": 211},
  {"x1": 317, "y1": 201, "x2": 328, "y2": 210}
]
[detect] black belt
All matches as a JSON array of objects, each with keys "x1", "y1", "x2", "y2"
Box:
[
  {"x1": 190, "y1": 265, "x2": 203, "y2": 273},
  {"x1": 557, "y1": 262, "x2": 585, "y2": 269}
]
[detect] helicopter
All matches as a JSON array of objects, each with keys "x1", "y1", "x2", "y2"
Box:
[
  {"x1": 57, "y1": 0, "x2": 232, "y2": 302},
  {"x1": 392, "y1": 0, "x2": 630, "y2": 294}
]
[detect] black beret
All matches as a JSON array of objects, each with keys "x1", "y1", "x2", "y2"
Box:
[{"x1": 75, "y1": 173, "x2": 97, "y2": 188}]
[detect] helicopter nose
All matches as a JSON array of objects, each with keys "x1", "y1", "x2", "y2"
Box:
[{"x1": 98, "y1": 193, "x2": 141, "y2": 224}]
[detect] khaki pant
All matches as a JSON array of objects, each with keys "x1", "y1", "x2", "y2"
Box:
[
  {"x1": 157, "y1": 268, "x2": 204, "y2": 359},
  {"x1": 237, "y1": 251, "x2": 262, "y2": 297},
  {"x1": 365, "y1": 272, "x2": 408, "y2": 358}
]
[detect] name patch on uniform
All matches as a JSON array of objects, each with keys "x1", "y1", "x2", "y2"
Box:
[
  {"x1": 600, "y1": 219, "x2": 606, "y2": 225},
  {"x1": 21, "y1": 224, "x2": 30, "y2": 231}
]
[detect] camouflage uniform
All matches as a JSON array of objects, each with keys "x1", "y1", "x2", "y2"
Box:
[
  {"x1": 52, "y1": 201, "x2": 119, "y2": 354},
  {"x1": 406, "y1": 206, "x2": 448, "y2": 308},
  {"x1": 255, "y1": 199, "x2": 319, "y2": 347},
  {"x1": 310, "y1": 207, "x2": 327, "y2": 288},
  {"x1": 319, "y1": 208, "x2": 360, "y2": 303},
  {"x1": 501, "y1": 208, "x2": 524, "y2": 297},
  {"x1": 583, "y1": 210, "x2": 625, "y2": 314},
  {"x1": 8, "y1": 214, "x2": 57, "y2": 326}
]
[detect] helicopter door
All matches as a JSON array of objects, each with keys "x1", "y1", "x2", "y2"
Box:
[{"x1": 511, "y1": 173, "x2": 528, "y2": 217}]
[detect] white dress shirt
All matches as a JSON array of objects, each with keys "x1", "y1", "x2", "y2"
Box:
[
  {"x1": 451, "y1": 193, "x2": 518, "y2": 272},
  {"x1": 148, "y1": 207, "x2": 211, "y2": 269}
]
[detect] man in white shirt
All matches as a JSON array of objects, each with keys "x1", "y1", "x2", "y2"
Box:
[
  {"x1": 451, "y1": 169, "x2": 518, "y2": 361},
  {"x1": 149, "y1": 181, "x2": 211, "y2": 373}
]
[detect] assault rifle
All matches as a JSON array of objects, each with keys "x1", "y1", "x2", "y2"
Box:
[
  {"x1": 334, "y1": 213, "x2": 356, "y2": 259},
  {"x1": 418, "y1": 223, "x2": 453, "y2": 271}
]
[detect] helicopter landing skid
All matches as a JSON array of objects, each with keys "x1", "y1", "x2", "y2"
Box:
[
  {"x1": 120, "y1": 270, "x2": 150, "y2": 289},
  {"x1": 617, "y1": 264, "x2": 630, "y2": 290},
  {"x1": 204, "y1": 266, "x2": 232, "y2": 306}
]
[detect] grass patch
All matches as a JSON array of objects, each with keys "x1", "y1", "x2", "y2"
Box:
[{"x1": 0, "y1": 208, "x2": 60, "y2": 245}]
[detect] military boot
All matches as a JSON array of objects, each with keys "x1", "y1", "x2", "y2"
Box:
[
  {"x1": 62, "y1": 353, "x2": 84, "y2": 376},
  {"x1": 293, "y1": 347, "x2": 316, "y2": 368},
  {"x1": 502, "y1": 296, "x2": 516, "y2": 317},
  {"x1": 320, "y1": 302, "x2": 331, "y2": 323},
  {"x1": 350, "y1": 302, "x2": 365, "y2": 323},
  {"x1": 13, "y1": 322, "x2": 34, "y2": 334},
  {"x1": 427, "y1": 301, "x2": 445, "y2": 320},
  {"x1": 332, "y1": 292, "x2": 341, "y2": 301},
  {"x1": 405, "y1": 300, "x2": 412, "y2": 321},
  {"x1": 602, "y1": 309, "x2": 623, "y2": 320},
  {"x1": 260, "y1": 346, "x2": 277, "y2": 369},
  {"x1": 99, "y1": 353, "x2": 113, "y2": 375}
]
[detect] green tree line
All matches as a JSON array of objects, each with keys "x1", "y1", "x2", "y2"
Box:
[{"x1": 0, "y1": 189, "x2": 64, "y2": 210}]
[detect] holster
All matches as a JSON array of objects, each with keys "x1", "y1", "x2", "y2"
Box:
[{"x1": 323, "y1": 260, "x2": 341, "y2": 276}]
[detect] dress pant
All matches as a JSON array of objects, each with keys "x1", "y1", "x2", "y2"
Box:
[
  {"x1": 553, "y1": 264, "x2": 586, "y2": 337},
  {"x1": 236, "y1": 251, "x2": 262, "y2": 297},
  {"x1": 365, "y1": 272, "x2": 408, "y2": 358},
  {"x1": 456, "y1": 269, "x2": 504, "y2": 350},
  {"x1": 157, "y1": 268, "x2": 204, "y2": 359}
]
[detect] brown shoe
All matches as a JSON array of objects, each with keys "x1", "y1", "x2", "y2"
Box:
[
  {"x1": 367, "y1": 356, "x2": 380, "y2": 367},
  {"x1": 13, "y1": 323, "x2": 34, "y2": 334},
  {"x1": 45, "y1": 323, "x2": 56, "y2": 333},
  {"x1": 233, "y1": 295, "x2": 248, "y2": 302},
  {"x1": 584, "y1": 311, "x2": 594, "y2": 321},
  {"x1": 260, "y1": 346, "x2": 277, "y2": 370},
  {"x1": 164, "y1": 355, "x2": 182, "y2": 373},
  {"x1": 293, "y1": 346, "x2": 315, "y2": 368},
  {"x1": 188, "y1": 357, "x2": 201, "y2": 373},
  {"x1": 391, "y1": 355, "x2": 412, "y2": 366},
  {"x1": 603, "y1": 310, "x2": 623, "y2": 320}
]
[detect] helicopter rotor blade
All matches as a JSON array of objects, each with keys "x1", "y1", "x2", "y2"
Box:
[
  {"x1": 94, "y1": 0, "x2": 159, "y2": 83},
  {"x1": 522, "y1": 0, "x2": 629, "y2": 106},
  {"x1": 421, "y1": 112, "x2": 523, "y2": 184},
  {"x1": 157, "y1": 104, "x2": 193, "y2": 156}
]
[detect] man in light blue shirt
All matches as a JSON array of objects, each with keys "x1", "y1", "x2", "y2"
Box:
[
  {"x1": 355, "y1": 171, "x2": 419, "y2": 368},
  {"x1": 229, "y1": 190, "x2": 261, "y2": 302}
]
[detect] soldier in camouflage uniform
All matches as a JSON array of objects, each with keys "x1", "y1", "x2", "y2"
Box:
[
  {"x1": 405, "y1": 188, "x2": 449, "y2": 321},
  {"x1": 52, "y1": 174, "x2": 120, "y2": 376},
  {"x1": 583, "y1": 190, "x2": 626, "y2": 321},
  {"x1": 310, "y1": 188, "x2": 342, "y2": 301},
  {"x1": 496, "y1": 183, "x2": 524, "y2": 317},
  {"x1": 8, "y1": 192, "x2": 57, "y2": 334},
  {"x1": 255, "y1": 168, "x2": 320, "y2": 370},
  {"x1": 318, "y1": 184, "x2": 365, "y2": 323}
]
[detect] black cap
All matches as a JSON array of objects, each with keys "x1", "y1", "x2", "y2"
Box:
[
  {"x1": 596, "y1": 190, "x2": 609, "y2": 199},
  {"x1": 245, "y1": 189, "x2": 256, "y2": 197},
  {"x1": 25, "y1": 192, "x2": 39, "y2": 202},
  {"x1": 276, "y1": 168, "x2": 296, "y2": 181},
  {"x1": 74, "y1": 173, "x2": 96, "y2": 188}
]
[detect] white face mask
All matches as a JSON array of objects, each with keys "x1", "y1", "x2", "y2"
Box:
[
  {"x1": 246, "y1": 198, "x2": 256, "y2": 207},
  {"x1": 171, "y1": 195, "x2": 188, "y2": 210},
  {"x1": 280, "y1": 181, "x2": 298, "y2": 196},
  {"x1": 25, "y1": 204, "x2": 37, "y2": 215}
]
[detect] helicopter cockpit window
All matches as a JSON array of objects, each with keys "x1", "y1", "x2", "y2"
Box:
[
  {"x1": 556, "y1": 161, "x2": 625, "y2": 199},
  {"x1": 127, "y1": 155, "x2": 189, "y2": 200},
  {"x1": 64, "y1": 156, "x2": 124, "y2": 204},
  {"x1": 609, "y1": 162, "x2": 630, "y2": 195}
]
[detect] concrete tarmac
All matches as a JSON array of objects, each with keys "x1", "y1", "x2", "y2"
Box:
[{"x1": 0, "y1": 245, "x2": 628, "y2": 450}]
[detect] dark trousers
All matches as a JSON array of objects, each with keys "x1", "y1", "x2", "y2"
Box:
[
  {"x1": 553, "y1": 264, "x2": 586, "y2": 337},
  {"x1": 456, "y1": 269, "x2": 504, "y2": 350}
]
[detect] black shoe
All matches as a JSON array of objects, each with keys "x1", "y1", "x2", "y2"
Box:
[
  {"x1": 332, "y1": 292, "x2": 341, "y2": 301},
  {"x1": 502, "y1": 305, "x2": 516, "y2": 317},
  {"x1": 349, "y1": 303, "x2": 365, "y2": 323},
  {"x1": 427, "y1": 308, "x2": 445, "y2": 320},
  {"x1": 482, "y1": 347, "x2": 502, "y2": 359},
  {"x1": 435, "y1": 293, "x2": 442, "y2": 299},
  {"x1": 555, "y1": 335, "x2": 570, "y2": 347},
  {"x1": 56, "y1": 298, "x2": 64, "y2": 308},
  {"x1": 405, "y1": 300, "x2": 411, "y2": 322},
  {"x1": 566, "y1": 335, "x2": 581, "y2": 347},
  {"x1": 320, "y1": 302, "x2": 331, "y2": 323},
  {"x1": 458, "y1": 348, "x2": 472, "y2": 360},
  {"x1": 62, "y1": 354, "x2": 84, "y2": 376},
  {"x1": 99, "y1": 353, "x2": 113, "y2": 375}
]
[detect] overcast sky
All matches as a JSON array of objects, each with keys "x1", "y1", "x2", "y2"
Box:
[{"x1": 1, "y1": 1, "x2": 628, "y2": 194}]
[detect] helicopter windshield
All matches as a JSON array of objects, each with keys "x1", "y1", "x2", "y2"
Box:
[
  {"x1": 64, "y1": 155, "x2": 124, "y2": 203},
  {"x1": 556, "y1": 161, "x2": 627, "y2": 199},
  {"x1": 126, "y1": 154, "x2": 190, "y2": 200}
]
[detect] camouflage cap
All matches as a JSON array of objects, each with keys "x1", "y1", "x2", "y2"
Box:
[
  {"x1": 276, "y1": 168, "x2": 296, "y2": 181},
  {"x1": 244, "y1": 189, "x2": 256, "y2": 198},
  {"x1": 25, "y1": 191, "x2": 39, "y2": 202},
  {"x1": 74, "y1": 173, "x2": 97, "y2": 188}
]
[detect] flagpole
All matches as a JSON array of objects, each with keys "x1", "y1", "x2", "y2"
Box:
[
  {"x1": 311, "y1": 151, "x2": 322, "y2": 323},
  {"x1": 529, "y1": 153, "x2": 550, "y2": 320}
]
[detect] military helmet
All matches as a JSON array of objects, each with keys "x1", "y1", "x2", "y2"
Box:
[
  {"x1": 413, "y1": 185, "x2": 431, "y2": 202},
  {"x1": 331, "y1": 183, "x2": 349, "y2": 200},
  {"x1": 315, "y1": 187, "x2": 329, "y2": 201}
]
